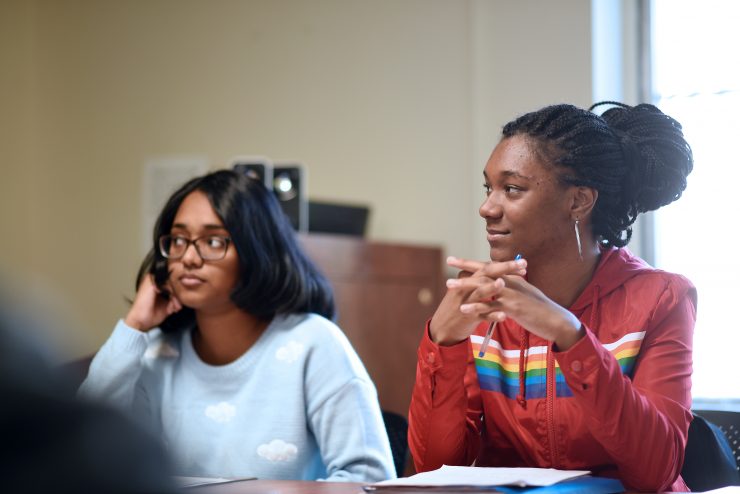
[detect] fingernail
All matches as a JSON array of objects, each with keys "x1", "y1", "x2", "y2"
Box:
[
  {"x1": 446, "y1": 279, "x2": 461, "y2": 288},
  {"x1": 447, "y1": 256, "x2": 458, "y2": 263},
  {"x1": 460, "y1": 304, "x2": 473, "y2": 313}
]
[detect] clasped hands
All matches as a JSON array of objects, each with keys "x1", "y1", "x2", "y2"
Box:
[{"x1": 429, "y1": 256, "x2": 584, "y2": 351}]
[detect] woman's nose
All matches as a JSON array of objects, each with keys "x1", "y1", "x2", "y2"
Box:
[
  {"x1": 181, "y1": 242, "x2": 203, "y2": 267},
  {"x1": 479, "y1": 194, "x2": 503, "y2": 219}
]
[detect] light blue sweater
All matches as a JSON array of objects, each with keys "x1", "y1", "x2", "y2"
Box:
[{"x1": 79, "y1": 313, "x2": 395, "y2": 482}]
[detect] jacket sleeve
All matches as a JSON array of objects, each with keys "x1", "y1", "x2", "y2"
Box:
[
  {"x1": 408, "y1": 321, "x2": 484, "y2": 472},
  {"x1": 77, "y1": 320, "x2": 152, "y2": 419},
  {"x1": 555, "y1": 277, "x2": 696, "y2": 492}
]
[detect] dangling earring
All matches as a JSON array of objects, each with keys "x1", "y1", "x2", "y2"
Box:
[{"x1": 574, "y1": 219, "x2": 583, "y2": 261}]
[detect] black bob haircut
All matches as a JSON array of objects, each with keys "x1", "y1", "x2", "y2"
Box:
[
  {"x1": 136, "y1": 169, "x2": 335, "y2": 332},
  {"x1": 501, "y1": 101, "x2": 693, "y2": 248}
]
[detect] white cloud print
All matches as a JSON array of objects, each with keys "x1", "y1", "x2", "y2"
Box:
[
  {"x1": 204, "y1": 401, "x2": 237, "y2": 423},
  {"x1": 275, "y1": 340, "x2": 304, "y2": 363},
  {"x1": 257, "y1": 439, "x2": 298, "y2": 462},
  {"x1": 144, "y1": 340, "x2": 179, "y2": 359}
]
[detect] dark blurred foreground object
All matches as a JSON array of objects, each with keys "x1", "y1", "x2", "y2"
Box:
[
  {"x1": 681, "y1": 411, "x2": 740, "y2": 491},
  {"x1": 0, "y1": 295, "x2": 175, "y2": 494},
  {"x1": 1, "y1": 386, "x2": 175, "y2": 494}
]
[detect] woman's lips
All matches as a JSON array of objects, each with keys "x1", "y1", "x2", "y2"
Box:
[
  {"x1": 179, "y1": 274, "x2": 205, "y2": 288},
  {"x1": 486, "y1": 229, "x2": 509, "y2": 243}
]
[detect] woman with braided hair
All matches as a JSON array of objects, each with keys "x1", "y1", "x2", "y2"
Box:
[{"x1": 408, "y1": 102, "x2": 696, "y2": 491}]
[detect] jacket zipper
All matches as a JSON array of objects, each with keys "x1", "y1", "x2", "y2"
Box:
[{"x1": 546, "y1": 345, "x2": 558, "y2": 467}]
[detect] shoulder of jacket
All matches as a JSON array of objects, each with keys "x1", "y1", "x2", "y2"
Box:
[
  {"x1": 628, "y1": 269, "x2": 695, "y2": 292},
  {"x1": 625, "y1": 270, "x2": 697, "y2": 312}
]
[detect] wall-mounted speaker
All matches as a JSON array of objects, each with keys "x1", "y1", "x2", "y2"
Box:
[
  {"x1": 272, "y1": 162, "x2": 307, "y2": 233},
  {"x1": 230, "y1": 156, "x2": 307, "y2": 233},
  {"x1": 229, "y1": 155, "x2": 273, "y2": 189}
]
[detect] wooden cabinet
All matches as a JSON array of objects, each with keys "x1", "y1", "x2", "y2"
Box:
[{"x1": 299, "y1": 233, "x2": 444, "y2": 418}]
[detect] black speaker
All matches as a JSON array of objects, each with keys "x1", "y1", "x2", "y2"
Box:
[
  {"x1": 229, "y1": 155, "x2": 273, "y2": 188},
  {"x1": 272, "y1": 163, "x2": 307, "y2": 232}
]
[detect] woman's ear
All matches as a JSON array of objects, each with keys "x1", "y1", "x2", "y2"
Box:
[{"x1": 570, "y1": 186, "x2": 598, "y2": 219}]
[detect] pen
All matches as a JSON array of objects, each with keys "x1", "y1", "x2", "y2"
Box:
[
  {"x1": 478, "y1": 253, "x2": 521, "y2": 358},
  {"x1": 477, "y1": 320, "x2": 497, "y2": 358}
]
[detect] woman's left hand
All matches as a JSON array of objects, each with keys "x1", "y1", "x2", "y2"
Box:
[{"x1": 447, "y1": 257, "x2": 585, "y2": 351}]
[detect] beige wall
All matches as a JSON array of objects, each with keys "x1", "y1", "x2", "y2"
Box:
[
  {"x1": 471, "y1": 0, "x2": 593, "y2": 260},
  {"x1": 0, "y1": 0, "x2": 592, "y2": 358},
  {"x1": 1, "y1": 0, "x2": 35, "y2": 264}
]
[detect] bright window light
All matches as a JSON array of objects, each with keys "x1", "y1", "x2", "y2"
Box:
[{"x1": 652, "y1": 0, "x2": 740, "y2": 401}]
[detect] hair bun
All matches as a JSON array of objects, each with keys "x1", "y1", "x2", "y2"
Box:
[{"x1": 596, "y1": 103, "x2": 693, "y2": 215}]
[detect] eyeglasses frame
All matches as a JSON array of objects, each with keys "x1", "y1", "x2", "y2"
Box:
[{"x1": 158, "y1": 234, "x2": 232, "y2": 261}]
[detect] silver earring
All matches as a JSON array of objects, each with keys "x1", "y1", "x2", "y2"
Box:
[{"x1": 574, "y1": 219, "x2": 583, "y2": 261}]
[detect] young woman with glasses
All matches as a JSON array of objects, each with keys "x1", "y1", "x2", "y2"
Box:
[{"x1": 79, "y1": 170, "x2": 395, "y2": 482}]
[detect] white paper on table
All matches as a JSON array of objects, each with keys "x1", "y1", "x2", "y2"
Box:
[{"x1": 369, "y1": 465, "x2": 591, "y2": 489}]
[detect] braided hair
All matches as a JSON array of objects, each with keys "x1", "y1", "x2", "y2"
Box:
[{"x1": 501, "y1": 101, "x2": 693, "y2": 247}]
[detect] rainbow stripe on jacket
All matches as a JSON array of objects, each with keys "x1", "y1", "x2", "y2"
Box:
[{"x1": 471, "y1": 331, "x2": 645, "y2": 399}]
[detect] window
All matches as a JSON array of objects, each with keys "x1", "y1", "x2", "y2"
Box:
[{"x1": 651, "y1": 0, "x2": 740, "y2": 403}]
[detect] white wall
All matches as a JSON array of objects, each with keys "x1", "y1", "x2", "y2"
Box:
[
  {"x1": 0, "y1": 0, "x2": 593, "y2": 357},
  {"x1": 471, "y1": 0, "x2": 593, "y2": 260}
]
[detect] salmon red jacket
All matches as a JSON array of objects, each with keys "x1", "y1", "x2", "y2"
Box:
[{"x1": 408, "y1": 248, "x2": 696, "y2": 492}]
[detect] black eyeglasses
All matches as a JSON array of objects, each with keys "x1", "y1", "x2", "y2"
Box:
[{"x1": 158, "y1": 234, "x2": 231, "y2": 261}]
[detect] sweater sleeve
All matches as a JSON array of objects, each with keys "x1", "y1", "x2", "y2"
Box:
[
  {"x1": 78, "y1": 320, "x2": 152, "y2": 419},
  {"x1": 304, "y1": 330, "x2": 396, "y2": 483},
  {"x1": 408, "y1": 321, "x2": 484, "y2": 472},
  {"x1": 555, "y1": 277, "x2": 696, "y2": 492}
]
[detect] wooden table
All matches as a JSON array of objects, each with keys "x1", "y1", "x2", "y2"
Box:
[
  {"x1": 188, "y1": 479, "x2": 366, "y2": 493},
  {"x1": 185, "y1": 478, "x2": 652, "y2": 493},
  {"x1": 187, "y1": 479, "x2": 521, "y2": 493}
]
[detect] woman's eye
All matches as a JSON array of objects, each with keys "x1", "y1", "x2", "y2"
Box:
[
  {"x1": 173, "y1": 236, "x2": 188, "y2": 246},
  {"x1": 504, "y1": 185, "x2": 522, "y2": 194},
  {"x1": 207, "y1": 237, "x2": 225, "y2": 248},
  {"x1": 483, "y1": 184, "x2": 492, "y2": 195}
]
